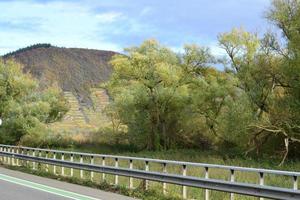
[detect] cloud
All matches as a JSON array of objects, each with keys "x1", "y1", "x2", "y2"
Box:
[
  {"x1": 95, "y1": 12, "x2": 123, "y2": 23},
  {"x1": 0, "y1": 0, "x2": 271, "y2": 56},
  {"x1": 140, "y1": 7, "x2": 153, "y2": 16},
  {"x1": 0, "y1": 0, "x2": 127, "y2": 53},
  {"x1": 0, "y1": 18, "x2": 42, "y2": 32}
]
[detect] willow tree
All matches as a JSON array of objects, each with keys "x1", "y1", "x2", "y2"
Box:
[
  {"x1": 219, "y1": 22, "x2": 300, "y2": 163},
  {"x1": 266, "y1": 0, "x2": 300, "y2": 164},
  {"x1": 106, "y1": 40, "x2": 239, "y2": 150},
  {"x1": 107, "y1": 40, "x2": 191, "y2": 150},
  {"x1": 0, "y1": 59, "x2": 68, "y2": 144}
]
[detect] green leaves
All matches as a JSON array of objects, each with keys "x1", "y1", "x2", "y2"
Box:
[
  {"x1": 217, "y1": 1, "x2": 300, "y2": 163},
  {"x1": 0, "y1": 59, "x2": 68, "y2": 144},
  {"x1": 107, "y1": 40, "x2": 236, "y2": 150},
  {"x1": 105, "y1": 0, "x2": 300, "y2": 162},
  {"x1": 219, "y1": 28, "x2": 260, "y2": 72},
  {"x1": 108, "y1": 40, "x2": 191, "y2": 150}
]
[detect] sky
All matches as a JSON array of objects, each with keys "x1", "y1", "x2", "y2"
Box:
[{"x1": 0, "y1": 0, "x2": 272, "y2": 56}]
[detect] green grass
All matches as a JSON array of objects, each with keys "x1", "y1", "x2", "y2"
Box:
[{"x1": 3, "y1": 146, "x2": 299, "y2": 200}]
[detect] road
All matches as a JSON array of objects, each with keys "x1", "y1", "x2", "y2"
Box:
[{"x1": 0, "y1": 167, "x2": 136, "y2": 200}]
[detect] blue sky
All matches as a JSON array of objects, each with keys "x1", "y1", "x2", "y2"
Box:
[{"x1": 0, "y1": 0, "x2": 271, "y2": 55}]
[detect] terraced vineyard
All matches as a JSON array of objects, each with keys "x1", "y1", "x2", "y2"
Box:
[
  {"x1": 85, "y1": 88, "x2": 110, "y2": 126},
  {"x1": 49, "y1": 89, "x2": 110, "y2": 134}
]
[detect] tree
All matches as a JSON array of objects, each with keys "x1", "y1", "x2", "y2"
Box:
[
  {"x1": 0, "y1": 59, "x2": 68, "y2": 144},
  {"x1": 106, "y1": 40, "x2": 240, "y2": 151},
  {"x1": 266, "y1": 0, "x2": 300, "y2": 164},
  {"x1": 219, "y1": 24, "x2": 300, "y2": 164},
  {"x1": 107, "y1": 40, "x2": 190, "y2": 150}
]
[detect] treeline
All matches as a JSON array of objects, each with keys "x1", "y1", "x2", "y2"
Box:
[
  {"x1": 106, "y1": 0, "x2": 300, "y2": 164},
  {"x1": 3, "y1": 43, "x2": 52, "y2": 57}
]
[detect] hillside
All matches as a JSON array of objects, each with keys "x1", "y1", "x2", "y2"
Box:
[
  {"x1": 3, "y1": 44, "x2": 116, "y2": 105},
  {"x1": 2, "y1": 44, "x2": 117, "y2": 132}
]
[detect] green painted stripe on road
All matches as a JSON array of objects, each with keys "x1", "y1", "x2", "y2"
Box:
[{"x1": 0, "y1": 173, "x2": 101, "y2": 200}]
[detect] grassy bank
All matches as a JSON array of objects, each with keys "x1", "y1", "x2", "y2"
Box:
[{"x1": 63, "y1": 143, "x2": 300, "y2": 171}]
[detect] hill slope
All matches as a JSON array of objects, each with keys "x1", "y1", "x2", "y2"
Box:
[
  {"x1": 2, "y1": 44, "x2": 116, "y2": 132},
  {"x1": 3, "y1": 44, "x2": 116, "y2": 106}
]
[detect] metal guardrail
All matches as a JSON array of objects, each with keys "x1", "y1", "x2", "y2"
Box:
[{"x1": 0, "y1": 144, "x2": 299, "y2": 200}]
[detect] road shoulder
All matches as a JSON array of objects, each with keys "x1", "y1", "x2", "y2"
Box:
[{"x1": 0, "y1": 167, "x2": 136, "y2": 200}]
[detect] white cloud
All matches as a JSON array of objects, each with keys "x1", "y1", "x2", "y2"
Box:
[
  {"x1": 140, "y1": 7, "x2": 153, "y2": 16},
  {"x1": 0, "y1": 0, "x2": 269, "y2": 57},
  {"x1": 0, "y1": 0, "x2": 126, "y2": 54},
  {"x1": 95, "y1": 12, "x2": 123, "y2": 23}
]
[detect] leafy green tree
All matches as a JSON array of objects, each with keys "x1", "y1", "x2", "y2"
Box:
[
  {"x1": 0, "y1": 59, "x2": 68, "y2": 144},
  {"x1": 266, "y1": 0, "x2": 300, "y2": 164},
  {"x1": 107, "y1": 40, "x2": 190, "y2": 150},
  {"x1": 104, "y1": 0, "x2": 300, "y2": 164},
  {"x1": 107, "y1": 40, "x2": 240, "y2": 151},
  {"x1": 219, "y1": 22, "x2": 300, "y2": 163}
]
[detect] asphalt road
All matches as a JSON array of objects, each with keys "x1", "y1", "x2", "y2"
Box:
[
  {"x1": 0, "y1": 167, "x2": 136, "y2": 200},
  {"x1": 0, "y1": 178, "x2": 69, "y2": 200}
]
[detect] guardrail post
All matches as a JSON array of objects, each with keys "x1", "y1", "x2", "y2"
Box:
[
  {"x1": 102, "y1": 157, "x2": 106, "y2": 181},
  {"x1": 115, "y1": 158, "x2": 119, "y2": 185},
  {"x1": 145, "y1": 161, "x2": 149, "y2": 190},
  {"x1": 53, "y1": 152, "x2": 56, "y2": 174},
  {"x1": 11, "y1": 148, "x2": 15, "y2": 166},
  {"x1": 16, "y1": 148, "x2": 19, "y2": 166},
  {"x1": 61, "y1": 153, "x2": 65, "y2": 176},
  {"x1": 32, "y1": 150, "x2": 36, "y2": 170},
  {"x1": 293, "y1": 176, "x2": 298, "y2": 190},
  {"x1": 129, "y1": 159, "x2": 133, "y2": 189},
  {"x1": 90, "y1": 156, "x2": 94, "y2": 181},
  {"x1": 5, "y1": 147, "x2": 7, "y2": 163},
  {"x1": 70, "y1": 154, "x2": 73, "y2": 177},
  {"x1": 15, "y1": 148, "x2": 18, "y2": 165},
  {"x1": 1, "y1": 147, "x2": 3, "y2": 162},
  {"x1": 6, "y1": 147, "x2": 9, "y2": 163},
  {"x1": 205, "y1": 167, "x2": 209, "y2": 200},
  {"x1": 163, "y1": 163, "x2": 167, "y2": 195},
  {"x1": 2, "y1": 147, "x2": 5, "y2": 163},
  {"x1": 182, "y1": 164, "x2": 187, "y2": 199},
  {"x1": 26, "y1": 149, "x2": 29, "y2": 166},
  {"x1": 80, "y1": 155, "x2": 83, "y2": 179},
  {"x1": 230, "y1": 169, "x2": 235, "y2": 200},
  {"x1": 8, "y1": 147, "x2": 11, "y2": 165},
  {"x1": 21, "y1": 149, "x2": 24, "y2": 166},
  {"x1": 4, "y1": 147, "x2": 7, "y2": 163},
  {"x1": 45, "y1": 151, "x2": 49, "y2": 172},
  {"x1": 0, "y1": 147, "x2": 2, "y2": 162},
  {"x1": 38, "y1": 150, "x2": 42, "y2": 169},
  {"x1": 3, "y1": 147, "x2": 6, "y2": 164},
  {"x1": 259, "y1": 172, "x2": 264, "y2": 200}
]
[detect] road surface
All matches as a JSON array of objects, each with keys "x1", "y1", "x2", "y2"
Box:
[{"x1": 0, "y1": 167, "x2": 136, "y2": 200}]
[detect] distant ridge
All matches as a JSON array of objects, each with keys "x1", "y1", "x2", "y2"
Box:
[
  {"x1": 3, "y1": 43, "x2": 52, "y2": 58},
  {"x1": 2, "y1": 44, "x2": 118, "y2": 106},
  {"x1": 2, "y1": 44, "x2": 118, "y2": 132}
]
